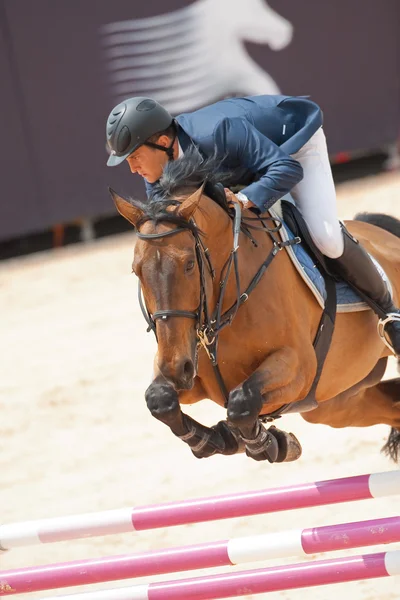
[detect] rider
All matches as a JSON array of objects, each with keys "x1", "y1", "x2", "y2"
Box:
[{"x1": 105, "y1": 95, "x2": 400, "y2": 354}]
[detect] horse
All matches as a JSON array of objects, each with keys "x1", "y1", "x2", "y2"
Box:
[{"x1": 110, "y1": 151, "x2": 400, "y2": 465}]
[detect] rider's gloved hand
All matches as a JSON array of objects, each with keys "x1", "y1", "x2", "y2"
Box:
[{"x1": 224, "y1": 188, "x2": 255, "y2": 210}]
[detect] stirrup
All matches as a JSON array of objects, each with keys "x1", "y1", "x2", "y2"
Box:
[{"x1": 377, "y1": 313, "x2": 400, "y2": 354}]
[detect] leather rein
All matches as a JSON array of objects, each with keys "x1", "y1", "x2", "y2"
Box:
[{"x1": 136, "y1": 202, "x2": 301, "y2": 406}]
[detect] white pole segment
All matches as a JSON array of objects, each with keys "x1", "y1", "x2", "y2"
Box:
[
  {"x1": 368, "y1": 471, "x2": 400, "y2": 498},
  {"x1": 227, "y1": 530, "x2": 305, "y2": 564},
  {"x1": 0, "y1": 508, "x2": 134, "y2": 551},
  {"x1": 384, "y1": 549, "x2": 400, "y2": 576}
]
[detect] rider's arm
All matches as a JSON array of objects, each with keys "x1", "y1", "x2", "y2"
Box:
[{"x1": 213, "y1": 117, "x2": 304, "y2": 213}]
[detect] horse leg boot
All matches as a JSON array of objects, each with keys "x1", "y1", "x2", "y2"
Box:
[
  {"x1": 327, "y1": 226, "x2": 400, "y2": 355},
  {"x1": 145, "y1": 377, "x2": 240, "y2": 458},
  {"x1": 226, "y1": 348, "x2": 305, "y2": 463},
  {"x1": 227, "y1": 401, "x2": 303, "y2": 464}
]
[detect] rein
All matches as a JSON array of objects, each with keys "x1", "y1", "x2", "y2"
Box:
[{"x1": 136, "y1": 202, "x2": 301, "y2": 406}]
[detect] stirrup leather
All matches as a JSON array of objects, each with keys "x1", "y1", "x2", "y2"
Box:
[{"x1": 377, "y1": 313, "x2": 400, "y2": 354}]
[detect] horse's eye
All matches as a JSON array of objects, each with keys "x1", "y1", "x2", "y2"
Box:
[{"x1": 185, "y1": 259, "x2": 195, "y2": 272}]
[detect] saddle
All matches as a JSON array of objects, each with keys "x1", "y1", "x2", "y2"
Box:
[{"x1": 281, "y1": 200, "x2": 334, "y2": 277}]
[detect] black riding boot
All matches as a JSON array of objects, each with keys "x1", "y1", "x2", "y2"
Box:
[{"x1": 327, "y1": 227, "x2": 400, "y2": 355}]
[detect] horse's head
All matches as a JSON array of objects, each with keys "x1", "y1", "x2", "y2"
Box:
[
  {"x1": 111, "y1": 151, "x2": 234, "y2": 391},
  {"x1": 209, "y1": 0, "x2": 293, "y2": 51}
]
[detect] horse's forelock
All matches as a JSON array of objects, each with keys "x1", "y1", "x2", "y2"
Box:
[{"x1": 135, "y1": 202, "x2": 200, "y2": 237}]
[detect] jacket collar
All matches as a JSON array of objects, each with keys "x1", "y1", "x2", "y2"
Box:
[{"x1": 176, "y1": 120, "x2": 193, "y2": 153}]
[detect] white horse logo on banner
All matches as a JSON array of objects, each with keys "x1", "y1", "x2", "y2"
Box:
[{"x1": 100, "y1": 0, "x2": 293, "y2": 114}]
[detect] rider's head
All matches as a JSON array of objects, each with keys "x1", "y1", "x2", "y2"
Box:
[{"x1": 106, "y1": 97, "x2": 176, "y2": 183}]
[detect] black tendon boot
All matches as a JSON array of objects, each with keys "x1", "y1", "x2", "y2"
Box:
[{"x1": 328, "y1": 226, "x2": 400, "y2": 355}]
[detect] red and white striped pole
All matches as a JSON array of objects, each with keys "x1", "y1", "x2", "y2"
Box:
[
  {"x1": 20, "y1": 550, "x2": 400, "y2": 600},
  {"x1": 1, "y1": 516, "x2": 400, "y2": 595},
  {"x1": 1, "y1": 471, "x2": 399, "y2": 551}
]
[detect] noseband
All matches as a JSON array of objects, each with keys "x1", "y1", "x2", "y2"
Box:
[{"x1": 136, "y1": 203, "x2": 300, "y2": 405}]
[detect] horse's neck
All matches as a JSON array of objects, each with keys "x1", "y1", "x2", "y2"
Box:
[{"x1": 196, "y1": 196, "x2": 234, "y2": 255}]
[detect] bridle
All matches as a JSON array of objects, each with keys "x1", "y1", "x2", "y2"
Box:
[
  {"x1": 136, "y1": 220, "x2": 214, "y2": 333},
  {"x1": 136, "y1": 201, "x2": 300, "y2": 405}
]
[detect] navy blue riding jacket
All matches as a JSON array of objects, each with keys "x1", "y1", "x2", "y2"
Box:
[{"x1": 146, "y1": 94, "x2": 323, "y2": 213}]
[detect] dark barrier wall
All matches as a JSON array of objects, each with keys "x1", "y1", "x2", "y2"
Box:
[{"x1": 0, "y1": 0, "x2": 399, "y2": 241}]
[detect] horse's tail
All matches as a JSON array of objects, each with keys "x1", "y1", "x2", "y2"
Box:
[
  {"x1": 354, "y1": 211, "x2": 400, "y2": 237},
  {"x1": 354, "y1": 211, "x2": 400, "y2": 462},
  {"x1": 382, "y1": 427, "x2": 400, "y2": 462}
]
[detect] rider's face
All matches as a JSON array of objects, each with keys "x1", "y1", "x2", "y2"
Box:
[{"x1": 126, "y1": 138, "x2": 170, "y2": 183}]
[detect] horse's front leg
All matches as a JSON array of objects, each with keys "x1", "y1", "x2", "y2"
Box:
[
  {"x1": 145, "y1": 376, "x2": 240, "y2": 458},
  {"x1": 227, "y1": 347, "x2": 309, "y2": 463}
]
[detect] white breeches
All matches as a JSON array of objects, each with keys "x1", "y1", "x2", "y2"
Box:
[{"x1": 290, "y1": 127, "x2": 344, "y2": 259}]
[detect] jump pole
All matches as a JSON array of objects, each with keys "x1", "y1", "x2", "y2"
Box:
[
  {"x1": 1, "y1": 515, "x2": 400, "y2": 595},
  {"x1": 1, "y1": 471, "x2": 399, "y2": 551},
  {"x1": 19, "y1": 550, "x2": 400, "y2": 600}
]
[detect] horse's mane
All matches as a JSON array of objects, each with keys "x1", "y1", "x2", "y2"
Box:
[
  {"x1": 131, "y1": 148, "x2": 235, "y2": 231},
  {"x1": 151, "y1": 148, "x2": 234, "y2": 200}
]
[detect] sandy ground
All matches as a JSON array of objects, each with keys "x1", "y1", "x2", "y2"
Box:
[{"x1": 1, "y1": 171, "x2": 400, "y2": 600}]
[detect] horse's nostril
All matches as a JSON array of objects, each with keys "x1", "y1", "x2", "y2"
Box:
[{"x1": 183, "y1": 360, "x2": 194, "y2": 380}]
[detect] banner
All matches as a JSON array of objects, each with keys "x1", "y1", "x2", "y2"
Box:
[{"x1": 1, "y1": 0, "x2": 399, "y2": 240}]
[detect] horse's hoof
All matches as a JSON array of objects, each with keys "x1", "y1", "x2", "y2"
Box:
[
  {"x1": 283, "y1": 432, "x2": 303, "y2": 462},
  {"x1": 269, "y1": 426, "x2": 303, "y2": 463}
]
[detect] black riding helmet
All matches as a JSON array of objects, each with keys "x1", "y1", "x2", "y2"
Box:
[{"x1": 106, "y1": 97, "x2": 174, "y2": 167}]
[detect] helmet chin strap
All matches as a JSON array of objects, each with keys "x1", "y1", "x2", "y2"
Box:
[{"x1": 144, "y1": 134, "x2": 176, "y2": 161}]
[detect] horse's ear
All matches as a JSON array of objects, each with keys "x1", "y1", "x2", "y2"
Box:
[
  {"x1": 177, "y1": 183, "x2": 205, "y2": 221},
  {"x1": 109, "y1": 187, "x2": 143, "y2": 227}
]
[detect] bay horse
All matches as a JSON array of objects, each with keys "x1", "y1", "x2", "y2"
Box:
[{"x1": 110, "y1": 151, "x2": 400, "y2": 464}]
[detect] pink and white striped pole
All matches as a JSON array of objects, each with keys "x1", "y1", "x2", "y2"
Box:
[
  {"x1": 1, "y1": 471, "x2": 399, "y2": 551},
  {"x1": 20, "y1": 550, "x2": 400, "y2": 600},
  {"x1": 1, "y1": 516, "x2": 400, "y2": 595}
]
